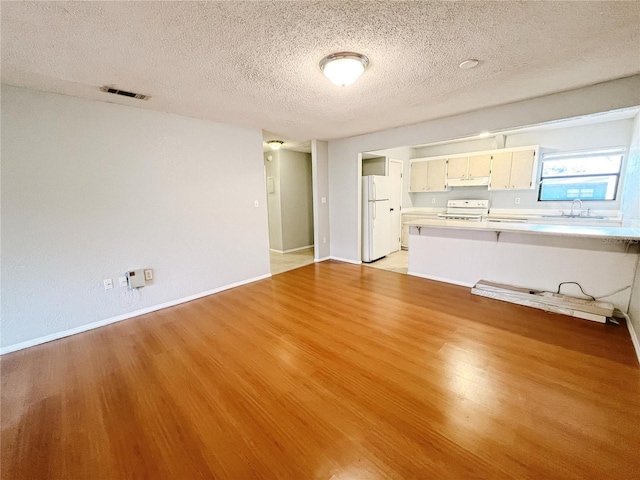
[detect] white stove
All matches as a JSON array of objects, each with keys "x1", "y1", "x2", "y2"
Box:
[{"x1": 437, "y1": 200, "x2": 489, "y2": 221}]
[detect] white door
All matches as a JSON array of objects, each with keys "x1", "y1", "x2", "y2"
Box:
[{"x1": 388, "y1": 160, "x2": 403, "y2": 252}]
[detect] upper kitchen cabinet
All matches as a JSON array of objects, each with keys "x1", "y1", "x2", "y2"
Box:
[
  {"x1": 468, "y1": 154, "x2": 492, "y2": 178},
  {"x1": 409, "y1": 158, "x2": 447, "y2": 192},
  {"x1": 426, "y1": 159, "x2": 447, "y2": 191},
  {"x1": 409, "y1": 160, "x2": 429, "y2": 192},
  {"x1": 447, "y1": 153, "x2": 491, "y2": 186},
  {"x1": 489, "y1": 147, "x2": 538, "y2": 191},
  {"x1": 446, "y1": 157, "x2": 467, "y2": 179}
]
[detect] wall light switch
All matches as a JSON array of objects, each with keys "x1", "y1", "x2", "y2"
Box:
[
  {"x1": 323, "y1": 237, "x2": 327, "y2": 244},
  {"x1": 144, "y1": 269, "x2": 153, "y2": 281},
  {"x1": 103, "y1": 278, "x2": 113, "y2": 290},
  {"x1": 431, "y1": 198, "x2": 436, "y2": 204},
  {"x1": 321, "y1": 197, "x2": 326, "y2": 204},
  {"x1": 254, "y1": 200, "x2": 259, "y2": 207},
  {"x1": 119, "y1": 276, "x2": 128, "y2": 288},
  {"x1": 515, "y1": 197, "x2": 521, "y2": 205}
]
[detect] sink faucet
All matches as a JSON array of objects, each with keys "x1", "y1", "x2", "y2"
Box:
[{"x1": 570, "y1": 198, "x2": 583, "y2": 216}]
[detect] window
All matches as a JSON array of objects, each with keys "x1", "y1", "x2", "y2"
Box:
[{"x1": 538, "y1": 148, "x2": 624, "y2": 201}]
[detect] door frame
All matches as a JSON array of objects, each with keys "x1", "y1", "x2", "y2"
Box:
[{"x1": 388, "y1": 158, "x2": 403, "y2": 252}]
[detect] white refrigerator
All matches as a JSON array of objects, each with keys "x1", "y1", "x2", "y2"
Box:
[{"x1": 362, "y1": 175, "x2": 391, "y2": 262}]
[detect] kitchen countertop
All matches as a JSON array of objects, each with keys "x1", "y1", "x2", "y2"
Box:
[{"x1": 406, "y1": 218, "x2": 640, "y2": 241}]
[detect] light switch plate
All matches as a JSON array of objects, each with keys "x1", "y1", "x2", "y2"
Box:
[
  {"x1": 119, "y1": 276, "x2": 127, "y2": 288},
  {"x1": 144, "y1": 269, "x2": 153, "y2": 281},
  {"x1": 103, "y1": 278, "x2": 113, "y2": 290}
]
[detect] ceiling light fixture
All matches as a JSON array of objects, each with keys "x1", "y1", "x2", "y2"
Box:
[
  {"x1": 459, "y1": 59, "x2": 479, "y2": 69},
  {"x1": 319, "y1": 52, "x2": 369, "y2": 87},
  {"x1": 267, "y1": 140, "x2": 284, "y2": 150}
]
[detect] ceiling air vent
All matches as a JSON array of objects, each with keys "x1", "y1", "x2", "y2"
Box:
[{"x1": 100, "y1": 86, "x2": 149, "y2": 100}]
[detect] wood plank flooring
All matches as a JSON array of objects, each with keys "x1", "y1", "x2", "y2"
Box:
[{"x1": 2, "y1": 261, "x2": 639, "y2": 479}]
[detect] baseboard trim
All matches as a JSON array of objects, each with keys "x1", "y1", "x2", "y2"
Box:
[
  {"x1": 330, "y1": 256, "x2": 362, "y2": 265},
  {"x1": 314, "y1": 256, "x2": 331, "y2": 262},
  {"x1": 270, "y1": 245, "x2": 314, "y2": 254},
  {"x1": 0, "y1": 273, "x2": 272, "y2": 355},
  {"x1": 406, "y1": 271, "x2": 474, "y2": 288},
  {"x1": 626, "y1": 314, "x2": 640, "y2": 366}
]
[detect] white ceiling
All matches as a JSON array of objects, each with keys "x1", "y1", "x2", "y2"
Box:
[{"x1": 2, "y1": 1, "x2": 639, "y2": 148}]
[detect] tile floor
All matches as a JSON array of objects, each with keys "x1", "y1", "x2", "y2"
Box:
[
  {"x1": 363, "y1": 249, "x2": 408, "y2": 274},
  {"x1": 270, "y1": 247, "x2": 408, "y2": 276},
  {"x1": 269, "y1": 247, "x2": 315, "y2": 275}
]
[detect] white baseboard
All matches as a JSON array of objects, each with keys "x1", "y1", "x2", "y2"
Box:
[
  {"x1": 330, "y1": 256, "x2": 362, "y2": 265},
  {"x1": 270, "y1": 245, "x2": 314, "y2": 254},
  {"x1": 406, "y1": 271, "x2": 474, "y2": 288},
  {"x1": 626, "y1": 315, "x2": 640, "y2": 365},
  {"x1": 314, "y1": 256, "x2": 331, "y2": 262},
  {"x1": 0, "y1": 273, "x2": 272, "y2": 355}
]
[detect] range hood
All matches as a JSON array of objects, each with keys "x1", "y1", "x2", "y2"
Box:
[{"x1": 447, "y1": 176, "x2": 490, "y2": 187}]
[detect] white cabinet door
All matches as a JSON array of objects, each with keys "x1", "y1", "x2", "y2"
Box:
[
  {"x1": 447, "y1": 157, "x2": 468, "y2": 179},
  {"x1": 510, "y1": 149, "x2": 536, "y2": 190},
  {"x1": 409, "y1": 161, "x2": 429, "y2": 192},
  {"x1": 426, "y1": 159, "x2": 447, "y2": 191},
  {"x1": 489, "y1": 152, "x2": 513, "y2": 191},
  {"x1": 468, "y1": 154, "x2": 491, "y2": 178}
]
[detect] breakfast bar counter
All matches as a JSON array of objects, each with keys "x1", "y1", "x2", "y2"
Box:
[
  {"x1": 406, "y1": 219, "x2": 640, "y2": 312},
  {"x1": 406, "y1": 218, "x2": 640, "y2": 241}
]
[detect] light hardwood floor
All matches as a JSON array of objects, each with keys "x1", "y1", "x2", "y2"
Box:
[{"x1": 2, "y1": 261, "x2": 639, "y2": 479}]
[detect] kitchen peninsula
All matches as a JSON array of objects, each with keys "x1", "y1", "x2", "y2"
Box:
[{"x1": 406, "y1": 219, "x2": 640, "y2": 312}]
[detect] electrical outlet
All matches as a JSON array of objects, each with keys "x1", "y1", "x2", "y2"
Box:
[
  {"x1": 144, "y1": 269, "x2": 153, "y2": 281},
  {"x1": 103, "y1": 278, "x2": 113, "y2": 290},
  {"x1": 254, "y1": 200, "x2": 259, "y2": 207},
  {"x1": 431, "y1": 198, "x2": 436, "y2": 204},
  {"x1": 515, "y1": 197, "x2": 521, "y2": 205},
  {"x1": 119, "y1": 276, "x2": 127, "y2": 288}
]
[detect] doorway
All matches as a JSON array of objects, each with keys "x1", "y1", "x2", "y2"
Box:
[
  {"x1": 360, "y1": 154, "x2": 408, "y2": 274},
  {"x1": 264, "y1": 148, "x2": 315, "y2": 275}
]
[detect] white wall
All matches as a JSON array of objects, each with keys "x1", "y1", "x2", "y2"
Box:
[
  {"x1": 279, "y1": 150, "x2": 313, "y2": 251},
  {"x1": 264, "y1": 149, "x2": 313, "y2": 252},
  {"x1": 328, "y1": 75, "x2": 640, "y2": 262},
  {"x1": 312, "y1": 139, "x2": 330, "y2": 260},
  {"x1": 408, "y1": 118, "x2": 634, "y2": 210},
  {"x1": 265, "y1": 151, "x2": 283, "y2": 251},
  {"x1": 1, "y1": 85, "x2": 271, "y2": 350},
  {"x1": 623, "y1": 113, "x2": 640, "y2": 350}
]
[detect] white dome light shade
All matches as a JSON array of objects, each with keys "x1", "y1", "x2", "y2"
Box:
[
  {"x1": 267, "y1": 140, "x2": 284, "y2": 150},
  {"x1": 320, "y1": 52, "x2": 369, "y2": 87}
]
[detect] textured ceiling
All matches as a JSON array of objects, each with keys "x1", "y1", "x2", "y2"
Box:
[{"x1": 2, "y1": 1, "x2": 639, "y2": 147}]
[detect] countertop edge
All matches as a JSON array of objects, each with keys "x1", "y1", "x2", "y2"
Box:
[{"x1": 405, "y1": 219, "x2": 640, "y2": 241}]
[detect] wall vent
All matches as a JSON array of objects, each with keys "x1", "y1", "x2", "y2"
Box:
[{"x1": 100, "y1": 86, "x2": 149, "y2": 100}]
